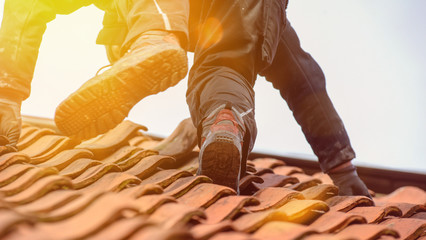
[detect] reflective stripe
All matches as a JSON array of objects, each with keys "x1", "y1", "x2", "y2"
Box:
[{"x1": 152, "y1": 0, "x2": 171, "y2": 30}]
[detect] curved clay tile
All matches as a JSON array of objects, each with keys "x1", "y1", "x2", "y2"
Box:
[
  {"x1": 2, "y1": 175, "x2": 74, "y2": 205},
  {"x1": 177, "y1": 183, "x2": 236, "y2": 208},
  {"x1": 374, "y1": 186, "x2": 426, "y2": 206},
  {"x1": 203, "y1": 196, "x2": 260, "y2": 224},
  {"x1": 333, "y1": 224, "x2": 400, "y2": 240},
  {"x1": 119, "y1": 183, "x2": 163, "y2": 198},
  {"x1": 347, "y1": 206, "x2": 402, "y2": 223},
  {"x1": 76, "y1": 120, "x2": 147, "y2": 159},
  {"x1": 239, "y1": 174, "x2": 264, "y2": 195},
  {"x1": 0, "y1": 167, "x2": 59, "y2": 196},
  {"x1": 301, "y1": 184, "x2": 339, "y2": 201},
  {"x1": 85, "y1": 215, "x2": 152, "y2": 240},
  {"x1": 17, "y1": 126, "x2": 38, "y2": 142},
  {"x1": 287, "y1": 178, "x2": 321, "y2": 191},
  {"x1": 58, "y1": 158, "x2": 103, "y2": 179},
  {"x1": 252, "y1": 167, "x2": 274, "y2": 176},
  {"x1": 128, "y1": 225, "x2": 195, "y2": 240},
  {"x1": 245, "y1": 187, "x2": 305, "y2": 212},
  {"x1": 232, "y1": 208, "x2": 289, "y2": 233},
  {"x1": 19, "y1": 135, "x2": 74, "y2": 164},
  {"x1": 139, "y1": 169, "x2": 193, "y2": 188},
  {"x1": 208, "y1": 231, "x2": 255, "y2": 240},
  {"x1": 380, "y1": 218, "x2": 426, "y2": 240},
  {"x1": 0, "y1": 209, "x2": 34, "y2": 238},
  {"x1": 17, "y1": 128, "x2": 56, "y2": 151},
  {"x1": 163, "y1": 175, "x2": 213, "y2": 198},
  {"x1": 151, "y1": 118, "x2": 198, "y2": 160},
  {"x1": 253, "y1": 221, "x2": 317, "y2": 240},
  {"x1": 71, "y1": 163, "x2": 122, "y2": 189},
  {"x1": 273, "y1": 165, "x2": 305, "y2": 176},
  {"x1": 147, "y1": 202, "x2": 206, "y2": 229},
  {"x1": 36, "y1": 149, "x2": 94, "y2": 170},
  {"x1": 309, "y1": 211, "x2": 367, "y2": 233},
  {"x1": 14, "y1": 190, "x2": 81, "y2": 215},
  {"x1": 253, "y1": 173, "x2": 299, "y2": 190},
  {"x1": 116, "y1": 149, "x2": 159, "y2": 170},
  {"x1": 124, "y1": 154, "x2": 175, "y2": 179},
  {"x1": 39, "y1": 191, "x2": 108, "y2": 222},
  {"x1": 251, "y1": 158, "x2": 286, "y2": 169},
  {"x1": 128, "y1": 134, "x2": 153, "y2": 147},
  {"x1": 134, "y1": 194, "x2": 176, "y2": 214},
  {"x1": 190, "y1": 220, "x2": 234, "y2": 240},
  {"x1": 326, "y1": 196, "x2": 375, "y2": 212},
  {"x1": 100, "y1": 145, "x2": 142, "y2": 164},
  {"x1": 277, "y1": 199, "x2": 329, "y2": 224},
  {"x1": 411, "y1": 212, "x2": 426, "y2": 220},
  {"x1": 35, "y1": 193, "x2": 140, "y2": 239},
  {"x1": 80, "y1": 172, "x2": 143, "y2": 193},
  {"x1": 0, "y1": 164, "x2": 35, "y2": 188},
  {"x1": 0, "y1": 153, "x2": 31, "y2": 171},
  {"x1": 379, "y1": 202, "x2": 426, "y2": 218}
]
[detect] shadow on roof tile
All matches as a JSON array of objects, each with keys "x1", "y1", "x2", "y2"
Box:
[
  {"x1": 333, "y1": 224, "x2": 399, "y2": 240},
  {"x1": 148, "y1": 202, "x2": 205, "y2": 229},
  {"x1": 164, "y1": 175, "x2": 212, "y2": 198},
  {"x1": 347, "y1": 206, "x2": 402, "y2": 223},
  {"x1": 124, "y1": 154, "x2": 175, "y2": 179}
]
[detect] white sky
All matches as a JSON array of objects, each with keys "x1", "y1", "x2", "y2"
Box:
[{"x1": 1, "y1": 1, "x2": 425, "y2": 173}]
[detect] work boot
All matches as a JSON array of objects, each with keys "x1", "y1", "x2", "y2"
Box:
[
  {"x1": 55, "y1": 30, "x2": 188, "y2": 140},
  {"x1": 198, "y1": 104, "x2": 245, "y2": 194}
]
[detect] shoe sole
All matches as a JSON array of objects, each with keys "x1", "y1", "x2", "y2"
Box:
[
  {"x1": 199, "y1": 132, "x2": 241, "y2": 191},
  {"x1": 55, "y1": 43, "x2": 187, "y2": 140}
]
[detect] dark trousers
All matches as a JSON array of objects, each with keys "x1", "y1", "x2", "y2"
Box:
[{"x1": 186, "y1": 0, "x2": 355, "y2": 173}]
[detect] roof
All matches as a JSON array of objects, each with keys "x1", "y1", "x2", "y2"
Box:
[{"x1": 0, "y1": 117, "x2": 425, "y2": 240}]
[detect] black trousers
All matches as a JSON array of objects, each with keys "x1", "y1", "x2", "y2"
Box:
[{"x1": 187, "y1": 0, "x2": 355, "y2": 173}]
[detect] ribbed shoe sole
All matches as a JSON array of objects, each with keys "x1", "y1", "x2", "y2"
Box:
[
  {"x1": 199, "y1": 132, "x2": 241, "y2": 192},
  {"x1": 55, "y1": 43, "x2": 187, "y2": 140}
]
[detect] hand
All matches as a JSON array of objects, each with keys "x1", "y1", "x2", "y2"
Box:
[
  {"x1": 0, "y1": 98, "x2": 22, "y2": 153},
  {"x1": 328, "y1": 164, "x2": 372, "y2": 199}
]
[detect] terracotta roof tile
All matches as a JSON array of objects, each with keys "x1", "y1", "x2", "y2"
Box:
[
  {"x1": 374, "y1": 186, "x2": 426, "y2": 205},
  {"x1": 347, "y1": 205, "x2": 402, "y2": 223},
  {"x1": 147, "y1": 202, "x2": 205, "y2": 229},
  {"x1": 86, "y1": 215, "x2": 152, "y2": 240},
  {"x1": 326, "y1": 195, "x2": 375, "y2": 212},
  {"x1": 0, "y1": 153, "x2": 31, "y2": 171},
  {"x1": 252, "y1": 221, "x2": 317, "y2": 240},
  {"x1": 252, "y1": 173, "x2": 299, "y2": 190},
  {"x1": 333, "y1": 224, "x2": 400, "y2": 239},
  {"x1": 301, "y1": 184, "x2": 339, "y2": 201},
  {"x1": 309, "y1": 211, "x2": 367, "y2": 233},
  {"x1": 0, "y1": 118, "x2": 424, "y2": 240},
  {"x1": 178, "y1": 183, "x2": 235, "y2": 208},
  {"x1": 190, "y1": 220, "x2": 234, "y2": 240},
  {"x1": 204, "y1": 196, "x2": 259, "y2": 224},
  {"x1": 0, "y1": 166, "x2": 58, "y2": 196},
  {"x1": 244, "y1": 187, "x2": 304, "y2": 212},
  {"x1": 2, "y1": 175, "x2": 73, "y2": 205},
  {"x1": 273, "y1": 165, "x2": 304, "y2": 176},
  {"x1": 380, "y1": 218, "x2": 426, "y2": 240},
  {"x1": 250, "y1": 158, "x2": 286, "y2": 169},
  {"x1": 163, "y1": 175, "x2": 213, "y2": 198}
]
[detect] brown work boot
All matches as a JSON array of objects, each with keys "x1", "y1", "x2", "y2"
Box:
[
  {"x1": 55, "y1": 30, "x2": 188, "y2": 140},
  {"x1": 198, "y1": 104, "x2": 246, "y2": 194}
]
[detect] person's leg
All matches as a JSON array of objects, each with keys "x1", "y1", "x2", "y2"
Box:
[
  {"x1": 261, "y1": 16, "x2": 370, "y2": 197},
  {"x1": 0, "y1": 0, "x2": 92, "y2": 150},
  {"x1": 187, "y1": 0, "x2": 263, "y2": 192},
  {"x1": 0, "y1": 0, "x2": 92, "y2": 100},
  {"x1": 55, "y1": 0, "x2": 190, "y2": 140}
]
